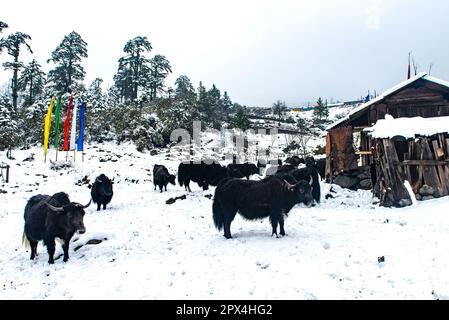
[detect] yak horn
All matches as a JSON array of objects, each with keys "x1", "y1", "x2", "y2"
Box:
[
  {"x1": 82, "y1": 199, "x2": 92, "y2": 209},
  {"x1": 45, "y1": 202, "x2": 64, "y2": 212},
  {"x1": 283, "y1": 179, "x2": 295, "y2": 189},
  {"x1": 309, "y1": 175, "x2": 314, "y2": 186}
]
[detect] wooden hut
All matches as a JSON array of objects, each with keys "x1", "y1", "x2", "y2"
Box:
[{"x1": 325, "y1": 72, "x2": 449, "y2": 206}]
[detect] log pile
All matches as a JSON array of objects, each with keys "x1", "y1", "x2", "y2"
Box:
[{"x1": 375, "y1": 133, "x2": 449, "y2": 207}]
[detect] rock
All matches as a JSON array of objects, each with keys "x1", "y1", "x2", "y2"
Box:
[
  {"x1": 204, "y1": 194, "x2": 213, "y2": 199},
  {"x1": 334, "y1": 174, "x2": 359, "y2": 190},
  {"x1": 150, "y1": 149, "x2": 159, "y2": 156},
  {"x1": 358, "y1": 179, "x2": 373, "y2": 190},
  {"x1": 419, "y1": 185, "x2": 435, "y2": 196},
  {"x1": 415, "y1": 193, "x2": 422, "y2": 201},
  {"x1": 378, "y1": 256, "x2": 385, "y2": 263},
  {"x1": 422, "y1": 195, "x2": 435, "y2": 201},
  {"x1": 398, "y1": 199, "x2": 412, "y2": 207}
]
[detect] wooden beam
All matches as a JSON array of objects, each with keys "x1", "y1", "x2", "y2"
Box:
[
  {"x1": 355, "y1": 151, "x2": 372, "y2": 155},
  {"x1": 398, "y1": 160, "x2": 449, "y2": 166}
]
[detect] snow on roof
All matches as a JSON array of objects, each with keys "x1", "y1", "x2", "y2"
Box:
[
  {"x1": 364, "y1": 115, "x2": 449, "y2": 139},
  {"x1": 327, "y1": 72, "x2": 449, "y2": 131}
]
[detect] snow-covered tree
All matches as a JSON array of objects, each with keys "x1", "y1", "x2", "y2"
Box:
[
  {"x1": 272, "y1": 100, "x2": 287, "y2": 121},
  {"x1": 148, "y1": 54, "x2": 172, "y2": 101},
  {"x1": 313, "y1": 97, "x2": 329, "y2": 122},
  {"x1": 0, "y1": 21, "x2": 8, "y2": 33},
  {"x1": 0, "y1": 32, "x2": 33, "y2": 111},
  {"x1": 47, "y1": 31, "x2": 88, "y2": 94},
  {"x1": 18, "y1": 59, "x2": 46, "y2": 107},
  {"x1": 86, "y1": 78, "x2": 110, "y2": 142},
  {"x1": 0, "y1": 94, "x2": 18, "y2": 149},
  {"x1": 175, "y1": 75, "x2": 195, "y2": 99},
  {"x1": 116, "y1": 36, "x2": 152, "y2": 103}
]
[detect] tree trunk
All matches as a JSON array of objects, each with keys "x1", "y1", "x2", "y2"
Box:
[{"x1": 12, "y1": 53, "x2": 19, "y2": 112}]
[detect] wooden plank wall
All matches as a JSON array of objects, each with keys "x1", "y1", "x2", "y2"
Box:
[{"x1": 377, "y1": 133, "x2": 449, "y2": 206}]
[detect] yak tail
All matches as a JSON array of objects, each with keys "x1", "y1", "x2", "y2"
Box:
[
  {"x1": 22, "y1": 231, "x2": 30, "y2": 249},
  {"x1": 212, "y1": 196, "x2": 224, "y2": 231}
]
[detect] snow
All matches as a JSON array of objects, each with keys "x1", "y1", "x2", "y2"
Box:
[
  {"x1": 326, "y1": 72, "x2": 448, "y2": 131},
  {"x1": 365, "y1": 115, "x2": 449, "y2": 139},
  {"x1": 1, "y1": 140, "x2": 449, "y2": 300}
]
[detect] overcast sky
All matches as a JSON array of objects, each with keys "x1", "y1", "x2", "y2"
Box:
[{"x1": 1, "y1": 0, "x2": 448, "y2": 107}]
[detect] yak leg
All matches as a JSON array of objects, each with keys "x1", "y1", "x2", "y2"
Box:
[
  {"x1": 165, "y1": 184, "x2": 167, "y2": 191},
  {"x1": 44, "y1": 237, "x2": 56, "y2": 264},
  {"x1": 279, "y1": 215, "x2": 286, "y2": 236},
  {"x1": 62, "y1": 240, "x2": 70, "y2": 262},
  {"x1": 29, "y1": 240, "x2": 38, "y2": 260},
  {"x1": 103, "y1": 203, "x2": 107, "y2": 210},
  {"x1": 223, "y1": 209, "x2": 238, "y2": 239},
  {"x1": 97, "y1": 203, "x2": 101, "y2": 211},
  {"x1": 270, "y1": 215, "x2": 279, "y2": 238}
]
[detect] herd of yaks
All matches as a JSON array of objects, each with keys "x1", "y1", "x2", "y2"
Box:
[{"x1": 21, "y1": 156, "x2": 326, "y2": 264}]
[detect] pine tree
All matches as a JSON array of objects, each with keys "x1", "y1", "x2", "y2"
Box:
[
  {"x1": 229, "y1": 105, "x2": 251, "y2": 131},
  {"x1": 220, "y1": 91, "x2": 233, "y2": 121},
  {"x1": 0, "y1": 94, "x2": 18, "y2": 149},
  {"x1": 175, "y1": 75, "x2": 195, "y2": 100},
  {"x1": 116, "y1": 36, "x2": 152, "y2": 103},
  {"x1": 47, "y1": 31, "x2": 88, "y2": 94},
  {"x1": 148, "y1": 54, "x2": 172, "y2": 101},
  {"x1": 86, "y1": 78, "x2": 109, "y2": 141},
  {"x1": 313, "y1": 97, "x2": 329, "y2": 122},
  {"x1": 0, "y1": 21, "x2": 8, "y2": 33},
  {"x1": 18, "y1": 59, "x2": 46, "y2": 107},
  {"x1": 0, "y1": 32, "x2": 33, "y2": 111}
]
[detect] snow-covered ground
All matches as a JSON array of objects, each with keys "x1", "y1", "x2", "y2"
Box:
[{"x1": 1, "y1": 140, "x2": 449, "y2": 300}]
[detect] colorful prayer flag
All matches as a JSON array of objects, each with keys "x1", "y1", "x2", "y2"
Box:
[
  {"x1": 77, "y1": 99, "x2": 85, "y2": 152},
  {"x1": 63, "y1": 96, "x2": 73, "y2": 151},
  {"x1": 43, "y1": 96, "x2": 56, "y2": 157},
  {"x1": 53, "y1": 96, "x2": 62, "y2": 148}
]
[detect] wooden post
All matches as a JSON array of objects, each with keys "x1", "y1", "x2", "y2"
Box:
[
  {"x1": 432, "y1": 139, "x2": 449, "y2": 195},
  {"x1": 421, "y1": 139, "x2": 444, "y2": 197},
  {"x1": 55, "y1": 149, "x2": 59, "y2": 162},
  {"x1": 5, "y1": 164, "x2": 9, "y2": 183},
  {"x1": 379, "y1": 139, "x2": 411, "y2": 207}
]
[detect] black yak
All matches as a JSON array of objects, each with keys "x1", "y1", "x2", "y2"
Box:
[
  {"x1": 227, "y1": 163, "x2": 260, "y2": 180},
  {"x1": 153, "y1": 164, "x2": 176, "y2": 192},
  {"x1": 212, "y1": 177, "x2": 314, "y2": 239},
  {"x1": 23, "y1": 192, "x2": 91, "y2": 264},
  {"x1": 178, "y1": 161, "x2": 228, "y2": 192},
  {"x1": 91, "y1": 174, "x2": 114, "y2": 211}
]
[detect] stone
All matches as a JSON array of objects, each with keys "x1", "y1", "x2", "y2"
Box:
[
  {"x1": 334, "y1": 174, "x2": 359, "y2": 190},
  {"x1": 422, "y1": 195, "x2": 435, "y2": 201},
  {"x1": 358, "y1": 179, "x2": 373, "y2": 190},
  {"x1": 419, "y1": 185, "x2": 435, "y2": 196}
]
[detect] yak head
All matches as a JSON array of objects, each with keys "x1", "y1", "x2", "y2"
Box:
[
  {"x1": 46, "y1": 200, "x2": 91, "y2": 234},
  {"x1": 95, "y1": 174, "x2": 114, "y2": 196},
  {"x1": 285, "y1": 178, "x2": 314, "y2": 207},
  {"x1": 168, "y1": 174, "x2": 176, "y2": 186}
]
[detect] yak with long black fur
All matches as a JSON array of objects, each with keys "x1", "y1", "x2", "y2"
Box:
[
  {"x1": 23, "y1": 192, "x2": 91, "y2": 264},
  {"x1": 91, "y1": 174, "x2": 114, "y2": 211},
  {"x1": 178, "y1": 161, "x2": 228, "y2": 191},
  {"x1": 212, "y1": 176, "x2": 314, "y2": 239},
  {"x1": 227, "y1": 163, "x2": 260, "y2": 180},
  {"x1": 153, "y1": 164, "x2": 176, "y2": 192}
]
